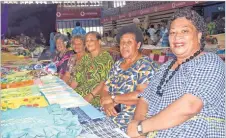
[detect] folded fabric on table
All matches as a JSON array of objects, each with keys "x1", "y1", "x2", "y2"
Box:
[
  {"x1": 1, "y1": 71, "x2": 33, "y2": 84},
  {"x1": 1, "y1": 95, "x2": 49, "y2": 111},
  {"x1": 1, "y1": 85, "x2": 40, "y2": 99},
  {"x1": 1, "y1": 104, "x2": 82, "y2": 138},
  {"x1": 67, "y1": 105, "x2": 105, "y2": 124},
  {"x1": 1, "y1": 80, "x2": 34, "y2": 89},
  {"x1": 81, "y1": 118, "x2": 129, "y2": 138}
]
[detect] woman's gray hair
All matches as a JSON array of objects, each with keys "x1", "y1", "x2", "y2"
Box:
[
  {"x1": 85, "y1": 31, "x2": 102, "y2": 40},
  {"x1": 116, "y1": 24, "x2": 143, "y2": 46},
  {"x1": 71, "y1": 35, "x2": 84, "y2": 44},
  {"x1": 168, "y1": 7, "x2": 207, "y2": 48},
  {"x1": 54, "y1": 33, "x2": 68, "y2": 43}
]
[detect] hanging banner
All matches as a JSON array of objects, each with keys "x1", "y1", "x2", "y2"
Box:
[
  {"x1": 56, "y1": 7, "x2": 101, "y2": 20},
  {"x1": 101, "y1": 1, "x2": 206, "y2": 23}
]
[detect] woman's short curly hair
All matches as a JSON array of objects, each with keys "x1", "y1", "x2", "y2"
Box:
[
  {"x1": 71, "y1": 35, "x2": 84, "y2": 45},
  {"x1": 54, "y1": 34, "x2": 69, "y2": 43},
  {"x1": 85, "y1": 31, "x2": 102, "y2": 40},
  {"x1": 168, "y1": 7, "x2": 207, "y2": 48},
  {"x1": 116, "y1": 24, "x2": 144, "y2": 45}
]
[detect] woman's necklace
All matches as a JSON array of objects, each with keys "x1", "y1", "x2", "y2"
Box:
[{"x1": 156, "y1": 48, "x2": 204, "y2": 97}]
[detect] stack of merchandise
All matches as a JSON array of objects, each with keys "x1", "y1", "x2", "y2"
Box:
[{"x1": 2, "y1": 104, "x2": 82, "y2": 138}]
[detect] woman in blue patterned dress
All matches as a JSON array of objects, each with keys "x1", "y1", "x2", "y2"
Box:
[
  {"x1": 100, "y1": 24, "x2": 158, "y2": 131},
  {"x1": 127, "y1": 8, "x2": 225, "y2": 138}
]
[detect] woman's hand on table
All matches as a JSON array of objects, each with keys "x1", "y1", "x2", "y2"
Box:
[
  {"x1": 100, "y1": 95, "x2": 113, "y2": 106},
  {"x1": 103, "y1": 103, "x2": 118, "y2": 117},
  {"x1": 70, "y1": 81, "x2": 78, "y2": 89}
]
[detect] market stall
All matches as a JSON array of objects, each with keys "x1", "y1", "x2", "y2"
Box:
[{"x1": 1, "y1": 48, "x2": 129, "y2": 138}]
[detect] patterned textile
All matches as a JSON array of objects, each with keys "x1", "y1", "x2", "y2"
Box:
[
  {"x1": 81, "y1": 118, "x2": 129, "y2": 138},
  {"x1": 67, "y1": 107, "x2": 92, "y2": 123},
  {"x1": 1, "y1": 79, "x2": 34, "y2": 89},
  {"x1": 39, "y1": 77, "x2": 88, "y2": 108},
  {"x1": 1, "y1": 104, "x2": 82, "y2": 138},
  {"x1": 67, "y1": 105, "x2": 105, "y2": 124},
  {"x1": 72, "y1": 51, "x2": 114, "y2": 107},
  {"x1": 139, "y1": 53, "x2": 225, "y2": 137},
  {"x1": 66, "y1": 54, "x2": 84, "y2": 77},
  {"x1": 72, "y1": 26, "x2": 86, "y2": 36},
  {"x1": 105, "y1": 56, "x2": 158, "y2": 130},
  {"x1": 1, "y1": 95, "x2": 48, "y2": 111},
  {"x1": 53, "y1": 50, "x2": 74, "y2": 76}
]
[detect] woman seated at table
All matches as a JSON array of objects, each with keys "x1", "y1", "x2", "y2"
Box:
[
  {"x1": 127, "y1": 8, "x2": 225, "y2": 138},
  {"x1": 53, "y1": 34, "x2": 74, "y2": 78},
  {"x1": 100, "y1": 24, "x2": 158, "y2": 131},
  {"x1": 62, "y1": 35, "x2": 86, "y2": 85},
  {"x1": 69, "y1": 31, "x2": 114, "y2": 107}
]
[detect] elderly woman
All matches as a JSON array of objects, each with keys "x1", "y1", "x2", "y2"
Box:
[
  {"x1": 100, "y1": 24, "x2": 158, "y2": 131},
  {"x1": 69, "y1": 31, "x2": 114, "y2": 107},
  {"x1": 62, "y1": 35, "x2": 86, "y2": 85},
  {"x1": 53, "y1": 34, "x2": 74, "y2": 78},
  {"x1": 127, "y1": 8, "x2": 225, "y2": 138}
]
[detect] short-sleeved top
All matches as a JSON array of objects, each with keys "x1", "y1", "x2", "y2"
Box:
[
  {"x1": 140, "y1": 52, "x2": 225, "y2": 137},
  {"x1": 105, "y1": 55, "x2": 158, "y2": 113},
  {"x1": 72, "y1": 51, "x2": 114, "y2": 107}
]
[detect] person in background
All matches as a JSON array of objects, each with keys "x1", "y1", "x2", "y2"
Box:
[
  {"x1": 155, "y1": 24, "x2": 161, "y2": 38},
  {"x1": 35, "y1": 32, "x2": 46, "y2": 46},
  {"x1": 148, "y1": 24, "x2": 158, "y2": 45},
  {"x1": 69, "y1": 31, "x2": 114, "y2": 107},
  {"x1": 62, "y1": 35, "x2": 86, "y2": 85},
  {"x1": 72, "y1": 22, "x2": 86, "y2": 36},
  {"x1": 67, "y1": 32, "x2": 72, "y2": 40},
  {"x1": 100, "y1": 24, "x2": 158, "y2": 131},
  {"x1": 127, "y1": 8, "x2": 225, "y2": 138},
  {"x1": 49, "y1": 32, "x2": 56, "y2": 54},
  {"x1": 156, "y1": 19, "x2": 169, "y2": 47},
  {"x1": 53, "y1": 34, "x2": 74, "y2": 78}
]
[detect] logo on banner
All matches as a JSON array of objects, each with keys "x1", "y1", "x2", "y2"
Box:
[
  {"x1": 56, "y1": 12, "x2": 61, "y2": 17},
  {"x1": 129, "y1": 13, "x2": 131, "y2": 17},
  {"x1": 172, "y1": 3, "x2": 176, "y2": 8},
  {"x1": 140, "y1": 10, "x2": 143, "y2": 15},
  {"x1": 80, "y1": 11, "x2": 85, "y2": 16},
  {"x1": 154, "y1": 7, "x2": 158, "y2": 12}
]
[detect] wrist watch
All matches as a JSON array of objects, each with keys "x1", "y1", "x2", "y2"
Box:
[
  {"x1": 137, "y1": 121, "x2": 143, "y2": 135},
  {"x1": 111, "y1": 95, "x2": 116, "y2": 103}
]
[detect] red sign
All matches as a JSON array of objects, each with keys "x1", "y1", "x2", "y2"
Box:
[
  {"x1": 56, "y1": 7, "x2": 101, "y2": 20},
  {"x1": 101, "y1": 1, "x2": 206, "y2": 23}
]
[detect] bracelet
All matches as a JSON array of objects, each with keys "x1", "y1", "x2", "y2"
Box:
[{"x1": 90, "y1": 92, "x2": 95, "y2": 98}]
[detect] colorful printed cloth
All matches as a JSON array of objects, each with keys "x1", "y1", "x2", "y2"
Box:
[
  {"x1": 1, "y1": 104, "x2": 82, "y2": 138},
  {"x1": 1, "y1": 80, "x2": 34, "y2": 89},
  {"x1": 72, "y1": 51, "x2": 114, "y2": 107},
  {"x1": 105, "y1": 56, "x2": 158, "y2": 130},
  {"x1": 1, "y1": 95, "x2": 48, "y2": 111},
  {"x1": 66, "y1": 54, "x2": 83, "y2": 77},
  {"x1": 81, "y1": 118, "x2": 129, "y2": 138},
  {"x1": 53, "y1": 50, "x2": 74, "y2": 76},
  {"x1": 140, "y1": 53, "x2": 225, "y2": 137}
]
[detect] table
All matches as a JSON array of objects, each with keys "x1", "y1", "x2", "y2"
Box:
[{"x1": 1, "y1": 72, "x2": 129, "y2": 137}]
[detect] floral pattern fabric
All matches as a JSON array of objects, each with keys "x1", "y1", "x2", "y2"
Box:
[
  {"x1": 72, "y1": 51, "x2": 114, "y2": 107},
  {"x1": 105, "y1": 55, "x2": 158, "y2": 131},
  {"x1": 53, "y1": 50, "x2": 74, "y2": 76}
]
